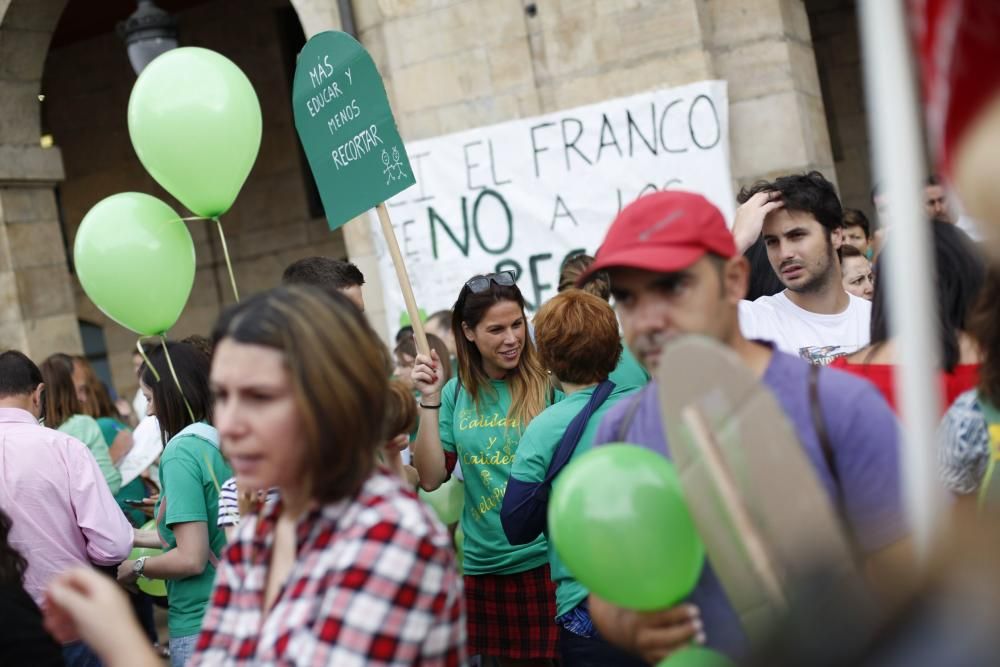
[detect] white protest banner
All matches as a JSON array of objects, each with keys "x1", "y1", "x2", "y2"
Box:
[{"x1": 370, "y1": 80, "x2": 734, "y2": 336}]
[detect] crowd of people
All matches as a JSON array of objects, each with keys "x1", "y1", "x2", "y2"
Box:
[{"x1": 1, "y1": 168, "x2": 997, "y2": 666}]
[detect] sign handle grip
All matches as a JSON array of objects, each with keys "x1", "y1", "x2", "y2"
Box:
[{"x1": 375, "y1": 202, "x2": 431, "y2": 358}]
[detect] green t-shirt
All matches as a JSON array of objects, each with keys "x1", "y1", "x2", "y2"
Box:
[
  {"x1": 154, "y1": 423, "x2": 232, "y2": 638},
  {"x1": 439, "y1": 376, "x2": 560, "y2": 575},
  {"x1": 511, "y1": 382, "x2": 640, "y2": 617},
  {"x1": 96, "y1": 417, "x2": 147, "y2": 526},
  {"x1": 609, "y1": 343, "x2": 650, "y2": 389},
  {"x1": 59, "y1": 414, "x2": 121, "y2": 495}
]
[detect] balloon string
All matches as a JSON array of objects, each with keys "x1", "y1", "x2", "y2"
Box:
[
  {"x1": 214, "y1": 217, "x2": 240, "y2": 303},
  {"x1": 203, "y1": 452, "x2": 223, "y2": 494},
  {"x1": 160, "y1": 334, "x2": 196, "y2": 424},
  {"x1": 136, "y1": 338, "x2": 161, "y2": 383}
]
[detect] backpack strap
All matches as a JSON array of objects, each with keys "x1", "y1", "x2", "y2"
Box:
[
  {"x1": 809, "y1": 364, "x2": 839, "y2": 489},
  {"x1": 615, "y1": 391, "x2": 645, "y2": 442},
  {"x1": 500, "y1": 381, "x2": 616, "y2": 545}
]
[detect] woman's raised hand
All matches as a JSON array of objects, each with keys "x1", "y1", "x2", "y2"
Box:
[{"x1": 411, "y1": 348, "x2": 445, "y2": 399}]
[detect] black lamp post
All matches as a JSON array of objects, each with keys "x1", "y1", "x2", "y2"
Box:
[{"x1": 117, "y1": 0, "x2": 179, "y2": 75}]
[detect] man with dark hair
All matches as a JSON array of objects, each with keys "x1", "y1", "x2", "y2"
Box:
[
  {"x1": 0, "y1": 350, "x2": 132, "y2": 666},
  {"x1": 425, "y1": 309, "x2": 457, "y2": 360},
  {"x1": 732, "y1": 171, "x2": 871, "y2": 364},
  {"x1": 281, "y1": 256, "x2": 366, "y2": 312},
  {"x1": 574, "y1": 191, "x2": 909, "y2": 664},
  {"x1": 925, "y1": 174, "x2": 954, "y2": 224}
]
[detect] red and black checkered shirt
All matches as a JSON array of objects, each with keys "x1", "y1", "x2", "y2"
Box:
[{"x1": 191, "y1": 471, "x2": 466, "y2": 666}]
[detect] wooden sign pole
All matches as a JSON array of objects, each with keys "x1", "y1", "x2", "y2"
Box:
[
  {"x1": 681, "y1": 404, "x2": 787, "y2": 610},
  {"x1": 375, "y1": 202, "x2": 430, "y2": 358}
]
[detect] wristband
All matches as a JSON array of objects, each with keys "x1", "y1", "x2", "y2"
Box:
[{"x1": 420, "y1": 402, "x2": 441, "y2": 410}]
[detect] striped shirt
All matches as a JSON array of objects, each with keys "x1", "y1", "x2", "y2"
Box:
[{"x1": 216, "y1": 477, "x2": 279, "y2": 528}]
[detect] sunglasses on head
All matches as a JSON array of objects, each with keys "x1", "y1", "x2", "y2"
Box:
[{"x1": 464, "y1": 270, "x2": 516, "y2": 294}]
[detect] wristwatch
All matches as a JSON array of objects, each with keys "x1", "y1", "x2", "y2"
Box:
[{"x1": 132, "y1": 556, "x2": 148, "y2": 578}]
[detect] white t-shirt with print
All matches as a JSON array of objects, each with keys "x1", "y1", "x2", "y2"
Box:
[{"x1": 738, "y1": 291, "x2": 872, "y2": 364}]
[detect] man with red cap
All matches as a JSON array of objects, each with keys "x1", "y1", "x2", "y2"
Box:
[{"x1": 575, "y1": 191, "x2": 911, "y2": 664}]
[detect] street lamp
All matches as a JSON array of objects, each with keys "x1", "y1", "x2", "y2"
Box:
[{"x1": 117, "y1": 0, "x2": 179, "y2": 75}]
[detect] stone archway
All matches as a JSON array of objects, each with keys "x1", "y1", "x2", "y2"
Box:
[
  {"x1": 0, "y1": 0, "x2": 80, "y2": 358},
  {"x1": 0, "y1": 0, "x2": 355, "y2": 378}
]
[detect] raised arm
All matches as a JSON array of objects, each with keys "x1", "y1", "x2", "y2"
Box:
[{"x1": 410, "y1": 350, "x2": 449, "y2": 491}]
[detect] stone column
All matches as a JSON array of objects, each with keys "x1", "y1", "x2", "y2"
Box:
[{"x1": 0, "y1": 0, "x2": 81, "y2": 358}]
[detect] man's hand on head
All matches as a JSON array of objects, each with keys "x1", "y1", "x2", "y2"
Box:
[{"x1": 733, "y1": 191, "x2": 784, "y2": 254}]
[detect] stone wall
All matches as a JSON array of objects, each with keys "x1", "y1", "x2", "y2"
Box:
[
  {"x1": 43, "y1": 0, "x2": 347, "y2": 397},
  {"x1": 807, "y1": 0, "x2": 872, "y2": 215},
  {"x1": 0, "y1": 0, "x2": 80, "y2": 362},
  {"x1": 1, "y1": 0, "x2": 857, "y2": 397}
]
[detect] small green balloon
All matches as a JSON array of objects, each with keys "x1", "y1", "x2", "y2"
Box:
[
  {"x1": 548, "y1": 444, "x2": 704, "y2": 611},
  {"x1": 399, "y1": 308, "x2": 428, "y2": 328},
  {"x1": 128, "y1": 544, "x2": 167, "y2": 597},
  {"x1": 74, "y1": 193, "x2": 195, "y2": 336},
  {"x1": 128, "y1": 47, "x2": 262, "y2": 218},
  {"x1": 658, "y1": 647, "x2": 734, "y2": 667},
  {"x1": 419, "y1": 477, "x2": 464, "y2": 525}
]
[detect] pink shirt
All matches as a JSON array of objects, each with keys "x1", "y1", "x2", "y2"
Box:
[{"x1": 0, "y1": 408, "x2": 133, "y2": 605}]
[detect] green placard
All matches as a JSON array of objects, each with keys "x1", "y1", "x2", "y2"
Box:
[{"x1": 293, "y1": 31, "x2": 416, "y2": 230}]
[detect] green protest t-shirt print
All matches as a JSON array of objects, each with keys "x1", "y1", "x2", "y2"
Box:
[{"x1": 438, "y1": 377, "x2": 549, "y2": 576}]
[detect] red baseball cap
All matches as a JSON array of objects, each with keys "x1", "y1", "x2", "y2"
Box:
[{"x1": 577, "y1": 191, "x2": 736, "y2": 285}]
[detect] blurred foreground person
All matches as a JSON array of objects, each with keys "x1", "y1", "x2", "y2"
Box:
[
  {"x1": 0, "y1": 508, "x2": 64, "y2": 666},
  {"x1": 576, "y1": 191, "x2": 911, "y2": 663},
  {"x1": 46, "y1": 286, "x2": 465, "y2": 665}
]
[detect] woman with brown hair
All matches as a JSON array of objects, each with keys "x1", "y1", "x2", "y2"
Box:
[
  {"x1": 412, "y1": 270, "x2": 561, "y2": 664},
  {"x1": 40, "y1": 354, "x2": 121, "y2": 495},
  {"x1": 44, "y1": 285, "x2": 465, "y2": 665},
  {"x1": 71, "y1": 357, "x2": 134, "y2": 464},
  {"x1": 501, "y1": 289, "x2": 644, "y2": 666}
]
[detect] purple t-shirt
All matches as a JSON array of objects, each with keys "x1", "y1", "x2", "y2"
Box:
[{"x1": 593, "y1": 348, "x2": 907, "y2": 658}]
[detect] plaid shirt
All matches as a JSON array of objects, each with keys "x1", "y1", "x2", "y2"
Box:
[{"x1": 191, "y1": 471, "x2": 466, "y2": 666}]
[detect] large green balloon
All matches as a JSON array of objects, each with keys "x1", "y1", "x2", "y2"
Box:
[
  {"x1": 74, "y1": 193, "x2": 195, "y2": 336},
  {"x1": 128, "y1": 47, "x2": 262, "y2": 218},
  {"x1": 658, "y1": 647, "x2": 734, "y2": 667},
  {"x1": 419, "y1": 476, "x2": 464, "y2": 525},
  {"x1": 548, "y1": 444, "x2": 704, "y2": 611}
]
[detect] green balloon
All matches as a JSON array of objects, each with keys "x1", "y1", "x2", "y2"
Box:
[
  {"x1": 658, "y1": 648, "x2": 734, "y2": 667},
  {"x1": 548, "y1": 444, "x2": 704, "y2": 611},
  {"x1": 419, "y1": 477, "x2": 464, "y2": 525},
  {"x1": 74, "y1": 193, "x2": 195, "y2": 336},
  {"x1": 399, "y1": 308, "x2": 428, "y2": 329},
  {"x1": 128, "y1": 545, "x2": 167, "y2": 597},
  {"x1": 128, "y1": 47, "x2": 262, "y2": 218}
]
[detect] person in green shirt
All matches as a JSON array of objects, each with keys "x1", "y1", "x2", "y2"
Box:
[
  {"x1": 501, "y1": 289, "x2": 646, "y2": 666},
  {"x1": 39, "y1": 354, "x2": 122, "y2": 495},
  {"x1": 116, "y1": 341, "x2": 231, "y2": 667},
  {"x1": 557, "y1": 253, "x2": 651, "y2": 389},
  {"x1": 411, "y1": 270, "x2": 562, "y2": 663}
]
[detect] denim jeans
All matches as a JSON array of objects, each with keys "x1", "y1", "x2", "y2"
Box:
[
  {"x1": 558, "y1": 625, "x2": 649, "y2": 667},
  {"x1": 170, "y1": 634, "x2": 199, "y2": 667},
  {"x1": 62, "y1": 641, "x2": 103, "y2": 667}
]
